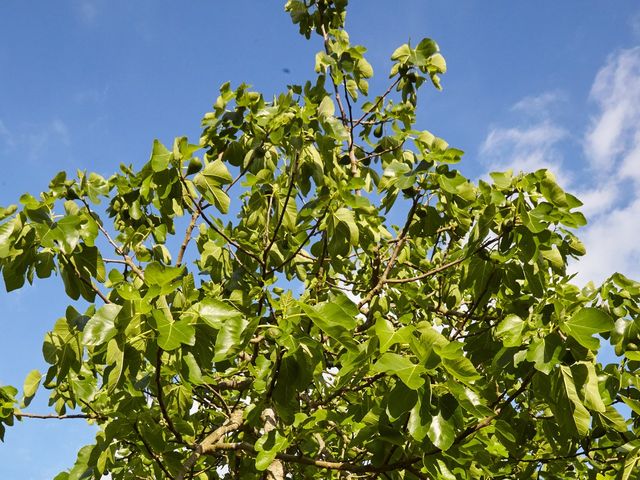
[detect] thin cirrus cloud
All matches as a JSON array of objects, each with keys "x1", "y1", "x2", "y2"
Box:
[{"x1": 479, "y1": 46, "x2": 640, "y2": 285}]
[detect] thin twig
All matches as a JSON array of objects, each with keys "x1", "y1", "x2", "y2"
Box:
[
  {"x1": 177, "y1": 209, "x2": 200, "y2": 266},
  {"x1": 156, "y1": 348, "x2": 184, "y2": 444},
  {"x1": 133, "y1": 421, "x2": 175, "y2": 479}
]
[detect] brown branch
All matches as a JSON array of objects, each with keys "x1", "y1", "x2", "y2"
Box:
[
  {"x1": 267, "y1": 206, "x2": 329, "y2": 275},
  {"x1": 353, "y1": 77, "x2": 402, "y2": 128},
  {"x1": 203, "y1": 441, "x2": 420, "y2": 474},
  {"x1": 60, "y1": 255, "x2": 111, "y2": 304},
  {"x1": 384, "y1": 237, "x2": 500, "y2": 286},
  {"x1": 176, "y1": 209, "x2": 200, "y2": 266},
  {"x1": 357, "y1": 196, "x2": 420, "y2": 310},
  {"x1": 263, "y1": 153, "x2": 299, "y2": 261},
  {"x1": 155, "y1": 348, "x2": 184, "y2": 444},
  {"x1": 176, "y1": 409, "x2": 245, "y2": 480},
  {"x1": 133, "y1": 422, "x2": 175, "y2": 479},
  {"x1": 183, "y1": 181, "x2": 264, "y2": 268},
  {"x1": 80, "y1": 198, "x2": 146, "y2": 280},
  {"x1": 516, "y1": 445, "x2": 621, "y2": 464},
  {"x1": 262, "y1": 407, "x2": 285, "y2": 479},
  {"x1": 15, "y1": 412, "x2": 104, "y2": 420}
]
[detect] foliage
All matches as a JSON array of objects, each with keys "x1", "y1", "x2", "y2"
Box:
[{"x1": 1, "y1": 1, "x2": 640, "y2": 478}]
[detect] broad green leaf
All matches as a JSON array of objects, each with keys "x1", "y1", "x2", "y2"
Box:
[
  {"x1": 22, "y1": 370, "x2": 42, "y2": 403},
  {"x1": 318, "y1": 96, "x2": 335, "y2": 118},
  {"x1": 300, "y1": 295, "x2": 358, "y2": 351},
  {"x1": 375, "y1": 317, "x2": 413, "y2": 353},
  {"x1": 539, "y1": 170, "x2": 567, "y2": 207},
  {"x1": 495, "y1": 314, "x2": 525, "y2": 348},
  {"x1": 213, "y1": 315, "x2": 249, "y2": 362},
  {"x1": 373, "y1": 352, "x2": 425, "y2": 390},
  {"x1": 194, "y1": 160, "x2": 233, "y2": 212},
  {"x1": 560, "y1": 307, "x2": 613, "y2": 350},
  {"x1": 154, "y1": 310, "x2": 195, "y2": 351},
  {"x1": 334, "y1": 207, "x2": 359, "y2": 245},
  {"x1": 386, "y1": 380, "x2": 418, "y2": 421},
  {"x1": 0, "y1": 218, "x2": 16, "y2": 258},
  {"x1": 525, "y1": 333, "x2": 563, "y2": 374},
  {"x1": 144, "y1": 262, "x2": 184, "y2": 287},
  {"x1": 391, "y1": 44, "x2": 411, "y2": 63},
  {"x1": 82, "y1": 304, "x2": 122, "y2": 347},
  {"x1": 571, "y1": 362, "x2": 606, "y2": 413},
  {"x1": 190, "y1": 298, "x2": 242, "y2": 329},
  {"x1": 150, "y1": 139, "x2": 172, "y2": 172},
  {"x1": 407, "y1": 394, "x2": 430, "y2": 441},
  {"x1": 427, "y1": 412, "x2": 455, "y2": 451},
  {"x1": 552, "y1": 366, "x2": 591, "y2": 437}
]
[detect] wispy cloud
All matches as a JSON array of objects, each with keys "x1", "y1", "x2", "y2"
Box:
[
  {"x1": 480, "y1": 118, "x2": 570, "y2": 185},
  {"x1": 479, "y1": 48, "x2": 640, "y2": 285},
  {"x1": 585, "y1": 47, "x2": 640, "y2": 171},
  {"x1": 511, "y1": 90, "x2": 566, "y2": 117},
  {"x1": 0, "y1": 118, "x2": 71, "y2": 160},
  {"x1": 73, "y1": 0, "x2": 103, "y2": 24}
]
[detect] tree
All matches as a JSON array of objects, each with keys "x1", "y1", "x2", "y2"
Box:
[{"x1": 1, "y1": 1, "x2": 639, "y2": 478}]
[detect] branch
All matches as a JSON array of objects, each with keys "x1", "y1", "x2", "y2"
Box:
[
  {"x1": 176, "y1": 409, "x2": 245, "y2": 480},
  {"x1": 263, "y1": 153, "x2": 299, "y2": 262},
  {"x1": 182, "y1": 180, "x2": 264, "y2": 268},
  {"x1": 80, "y1": 198, "x2": 145, "y2": 280},
  {"x1": 262, "y1": 407, "x2": 285, "y2": 480},
  {"x1": 155, "y1": 347, "x2": 184, "y2": 444},
  {"x1": 176, "y1": 208, "x2": 200, "y2": 266},
  {"x1": 15, "y1": 412, "x2": 104, "y2": 421},
  {"x1": 358, "y1": 196, "x2": 420, "y2": 310},
  {"x1": 134, "y1": 421, "x2": 175, "y2": 479},
  {"x1": 204, "y1": 442, "x2": 421, "y2": 474},
  {"x1": 267, "y1": 206, "x2": 329, "y2": 275},
  {"x1": 353, "y1": 77, "x2": 402, "y2": 128},
  {"x1": 384, "y1": 237, "x2": 500, "y2": 286}
]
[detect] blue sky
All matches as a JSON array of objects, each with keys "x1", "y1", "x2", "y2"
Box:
[{"x1": 1, "y1": 1, "x2": 640, "y2": 478}]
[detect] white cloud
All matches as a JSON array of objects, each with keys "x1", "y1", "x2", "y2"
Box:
[
  {"x1": 480, "y1": 120, "x2": 570, "y2": 186},
  {"x1": 575, "y1": 47, "x2": 640, "y2": 284},
  {"x1": 572, "y1": 198, "x2": 640, "y2": 285},
  {"x1": 0, "y1": 118, "x2": 71, "y2": 160},
  {"x1": 73, "y1": 0, "x2": 103, "y2": 24},
  {"x1": 480, "y1": 48, "x2": 640, "y2": 285},
  {"x1": 511, "y1": 90, "x2": 566, "y2": 117},
  {"x1": 0, "y1": 119, "x2": 15, "y2": 149},
  {"x1": 585, "y1": 47, "x2": 640, "y2": 171}
]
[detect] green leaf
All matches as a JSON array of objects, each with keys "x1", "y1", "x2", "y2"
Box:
[
  {"x1": 22, "y1": 370, "x2": 42, "y2": 405},
  {"x1": 82, "y1": 304, "x2": 122, "y2": 347},
  {"x1": 334, "y1": 207, "x2": 359, "y2": 246},
  {"x1": 300, "y1": 295, "x2": 358, "y2": 351},
  {"x1": 373, "y1": 353, "x2": 425, "y2": 390},
  {"x1": 552, "y1": 366, "x2": 591, "y2": 437},
  {"x1": 213, "y1": 315, "x2": 249, "y2": 362},
  {"x1": 190, "y1": 298, "x2": 242, "y2": 329},
  {"x1": 525, "y1": 333, "x2": 563, "y2": 374},
  {"x1": 194, "y1": 160, "x2": 233, "y2": 212},
  {"x1": 427, "y1": 412, "x2": 455, "y2": 451},
  {"x1": 0, "y1": 218, "x2": 16, "y2": 258},
  {"x1": 375, "y1": 317, "x2": 413, "y2": 353},
  {"x1": 386, "y1": 380, "x2": 418, "y2": 421},
  {"x1": 150, "y1": 139, "x2": 172, "y2": 172},
  {"x1": 539, "y1": 170, "x2": 567, "y2": 207},
  {"x1": 571, "y1": 362, "x2": 605, "y2": 413},
  {"x1": 144, "y1": 262, "x2": 184, "y2": 288},
  {"x1": 495, "y1": 314, "x2": 524, "y2": 348},
  {"x1": 154, "y1": 310, "x2": 195, "y2": 351},
  {"x1": 560, "y1": 307, "x2": 613, "y2": 350},
  {"x1": 318, "y1": 96, "x2": 335, "y2": 118},
  {"x1": 391, "y1": 44, "x2": 411, "y2": 63}
]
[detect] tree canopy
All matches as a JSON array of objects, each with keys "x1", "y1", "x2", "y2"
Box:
[{"x1": 1, "y1": 1, "x2": 640, "y2": 479}]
